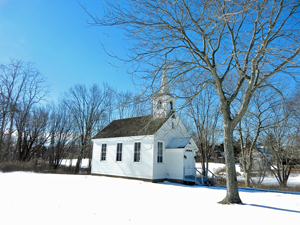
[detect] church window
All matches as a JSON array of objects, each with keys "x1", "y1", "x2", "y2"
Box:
[
  {"x1": 157, "y1": 100, "x2": 162, "y2": 110},
  {"x1": 101, "y1": 144, "x2": 107, "y2": 161},
  {"x1": 170, "y1": 101, "x2": 173, "y2": 110},
  {"x1": 157, "y1": 142, "x2": 163, "y2": 163},
  {"x1": 116, "y1": 143, "x2": 122, "y2": 161},
  {"x1": 134, "y1": 142, "x2": 141, "y2": 162}
]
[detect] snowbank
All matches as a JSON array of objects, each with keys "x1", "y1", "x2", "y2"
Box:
[{"x1": 60, "y1": 158, "x2": 89, "y2": 168}]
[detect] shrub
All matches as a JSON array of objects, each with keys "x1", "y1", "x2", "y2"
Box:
[{"x1": 0, "y1": 161, "x2": 38, "y2": 172}]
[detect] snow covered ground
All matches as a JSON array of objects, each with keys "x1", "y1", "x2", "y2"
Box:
[{"x1": 0, "y1": 171, "x2": 300, "y2": 225}]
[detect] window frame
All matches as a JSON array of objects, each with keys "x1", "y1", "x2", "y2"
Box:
[
  {"x1": 116, "y1": 143, "x2": 123, "y2": 162},
  {"x1": 134, "y1": 142, "x2": 141, "y2": 163},
  {"x1": 157, "y1": 142, "x2": 163, "y2": 163},
  {"x1": 100, "y1": 143, "x2": 107, "y2": 161}
]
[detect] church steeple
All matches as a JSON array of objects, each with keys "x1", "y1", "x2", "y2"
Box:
[
  {"x1": 152, "y1": 64, "x2": 177, "y2": 119},
  {"x1": 160, "y1": 64, "x2": 170, "y2": 94}
]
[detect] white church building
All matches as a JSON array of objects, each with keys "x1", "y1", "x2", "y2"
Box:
[{"x1": 91, "y1": 71, "x2": 199, "y2": 183}]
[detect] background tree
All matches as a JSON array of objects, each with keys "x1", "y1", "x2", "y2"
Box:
[
  {"x1": 47, "y1": 103, "x2": 76, "y2": 170},
  {"x1": 62, "y1": 83, "x2": 111, "y2": 174},
  {"x1": 0, "y1": 59, "x2": 48, "y2": 162},
  {"x1": 85, "y1": 0, "x2": 300, "y2": 203},
  {"x1": 262, "y1": 101, "x2": 300, "y2": 187},
  {"x1": 186, "y1": 85, "x2": 222, "y2": 175},
  {"x1": 238, "y1": 89, "x2": 281, "y2": 187},
  {"x1": 16, "y1": 106, "x2": 50, "y2": 162},
  {"x1": 116, "y1": 91, "x2": 151, "y2": 119}
]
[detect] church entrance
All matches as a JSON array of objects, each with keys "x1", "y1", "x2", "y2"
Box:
[{"x1": 184, "y1": 149, "x2": 195, "y2": 177}]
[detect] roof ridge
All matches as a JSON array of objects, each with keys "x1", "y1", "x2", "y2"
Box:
[{"x1": 112, "y1": 114, "x2": 152, "y2": 122}]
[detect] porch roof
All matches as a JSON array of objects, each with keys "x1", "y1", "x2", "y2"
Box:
[{"x1": 166, "y1": 137, "x2": 191, "y2": 149}]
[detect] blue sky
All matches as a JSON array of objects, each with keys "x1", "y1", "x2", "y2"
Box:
[{"x1": 0, "y1": 0, "x2": 134, "y2": 102}]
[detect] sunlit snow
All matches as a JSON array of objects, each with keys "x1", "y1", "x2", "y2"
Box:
[{"x1": 0, "y1": 164, "x2": 299, "y2": 225}]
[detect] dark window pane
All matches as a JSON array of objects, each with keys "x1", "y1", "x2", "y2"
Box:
[
  {"x1": 134, "y1": 142, "x2": 141, "y2": 162},
  {"x1": 101, "y1": 144, "x2": 107, "y2": 161},
  {"x1": 157, "y1": 142, "x2": 163, "y2": 163},
  {"x1": 116, "y1": 143, "x2": 122, "y2": 161}
]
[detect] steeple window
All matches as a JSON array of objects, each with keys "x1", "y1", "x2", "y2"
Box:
[
  {"x1": 170, "y1": 101, "x2": 173, "y2": 110},
  {"x1": 157, "y1": 100, "x2": 162, "y2": 110}
]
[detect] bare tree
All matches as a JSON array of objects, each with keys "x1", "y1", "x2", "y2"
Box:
[
  {"x1": 47, "y1": 103, "x2": 76, "y2": 170},
  {"x1": 186, "y1": 85, "x2": 222, "y2": 175},
  {"x1": 0, "y1": 59, "x2": 48, "y2": 162},
  {"x1": 238, "y1": 89, "x2": 281, "y2": 187},
  {"x1": 262, "y1": 102, "x2": 300, "y2": 187},
  {"x1": 84, "y1": 0, "x2": 300, "y2": 203},
  {"x1": 16, "y1": 106, "x2": 50, "y2": 162},
  {"x1": 116, "y1": 91, "x2": 152, "y2": 119},
  {"x1": 62, "y1": 83, "x2": 111, "y2": 174}
]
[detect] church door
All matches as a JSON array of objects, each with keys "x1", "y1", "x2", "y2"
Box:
[{"x1": 184, "y1": 149, "x2": 195, "y2": 177}]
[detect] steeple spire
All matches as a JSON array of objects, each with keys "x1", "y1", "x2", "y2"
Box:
[
  {"x1": 160, "y1": 63, "x2": 170, "y2": 94},
  {"x1": 152, "y1": 62, "x2": 177, "y2": 119}
]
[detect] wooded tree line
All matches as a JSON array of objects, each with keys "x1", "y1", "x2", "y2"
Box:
[
  {"x1": 1, "y1": 58, "x2": 299, "y2": 187},
  {"x1": 0, "y1": 59, "x2": 151, "y2": 173}
]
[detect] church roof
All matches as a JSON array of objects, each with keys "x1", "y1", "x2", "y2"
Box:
[{"x1": 93, "y1": 115, "x2": 170, "y2": 139}]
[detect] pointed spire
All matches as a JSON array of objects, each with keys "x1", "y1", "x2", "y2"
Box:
[{"x1": 160, "y1": 63, "x2": 170, "y2": 94}]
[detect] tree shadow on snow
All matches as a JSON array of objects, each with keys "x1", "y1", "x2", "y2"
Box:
[
  {"x1": 244, "y1": 204, "x2": 300, "y2": 214},
  {"x1": 159, "y1": 181, "x2": 300, "y2": 196}
]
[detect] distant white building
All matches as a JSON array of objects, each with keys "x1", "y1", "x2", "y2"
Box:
[
  {"x1": 239, "y1": 145, "x2": 272, "y2": 171},
  {"x1": 91, "y1": 69, "x2": 199, "y2": 183}
]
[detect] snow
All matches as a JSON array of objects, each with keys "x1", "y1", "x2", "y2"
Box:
[
  {"x1": 198, "y1": 162, "x2": 300, "y2": 187},
  {"x1": 60, "y1": 158, "x2": 89, "y2": 168},
  {"x1": 0, "y1": 171, "x2": 299, "y2": 225}
]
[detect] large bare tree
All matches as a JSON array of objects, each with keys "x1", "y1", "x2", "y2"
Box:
[{"x1": 84, "y1": 0, "x2": 300, "y2": 203}]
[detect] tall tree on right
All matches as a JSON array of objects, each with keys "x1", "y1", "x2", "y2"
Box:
[{"x1": 86, "y1": 0, "x2": 300, "y2": 203}]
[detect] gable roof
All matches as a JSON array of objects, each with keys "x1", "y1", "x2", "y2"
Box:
[{"x1": 93, "y1": 115, "x2": 170, "y2": 139}]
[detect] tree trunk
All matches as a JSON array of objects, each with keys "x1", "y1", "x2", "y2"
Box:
[
  {"x1": 75, "y1": 145, "x2": 84, "y2": 174},
  {"x1": 219, "y1": 120, "x2": 242, "y2": 204},
  {"x1": 244, "y1": 169, "x2": 251, "y2": 187}
]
